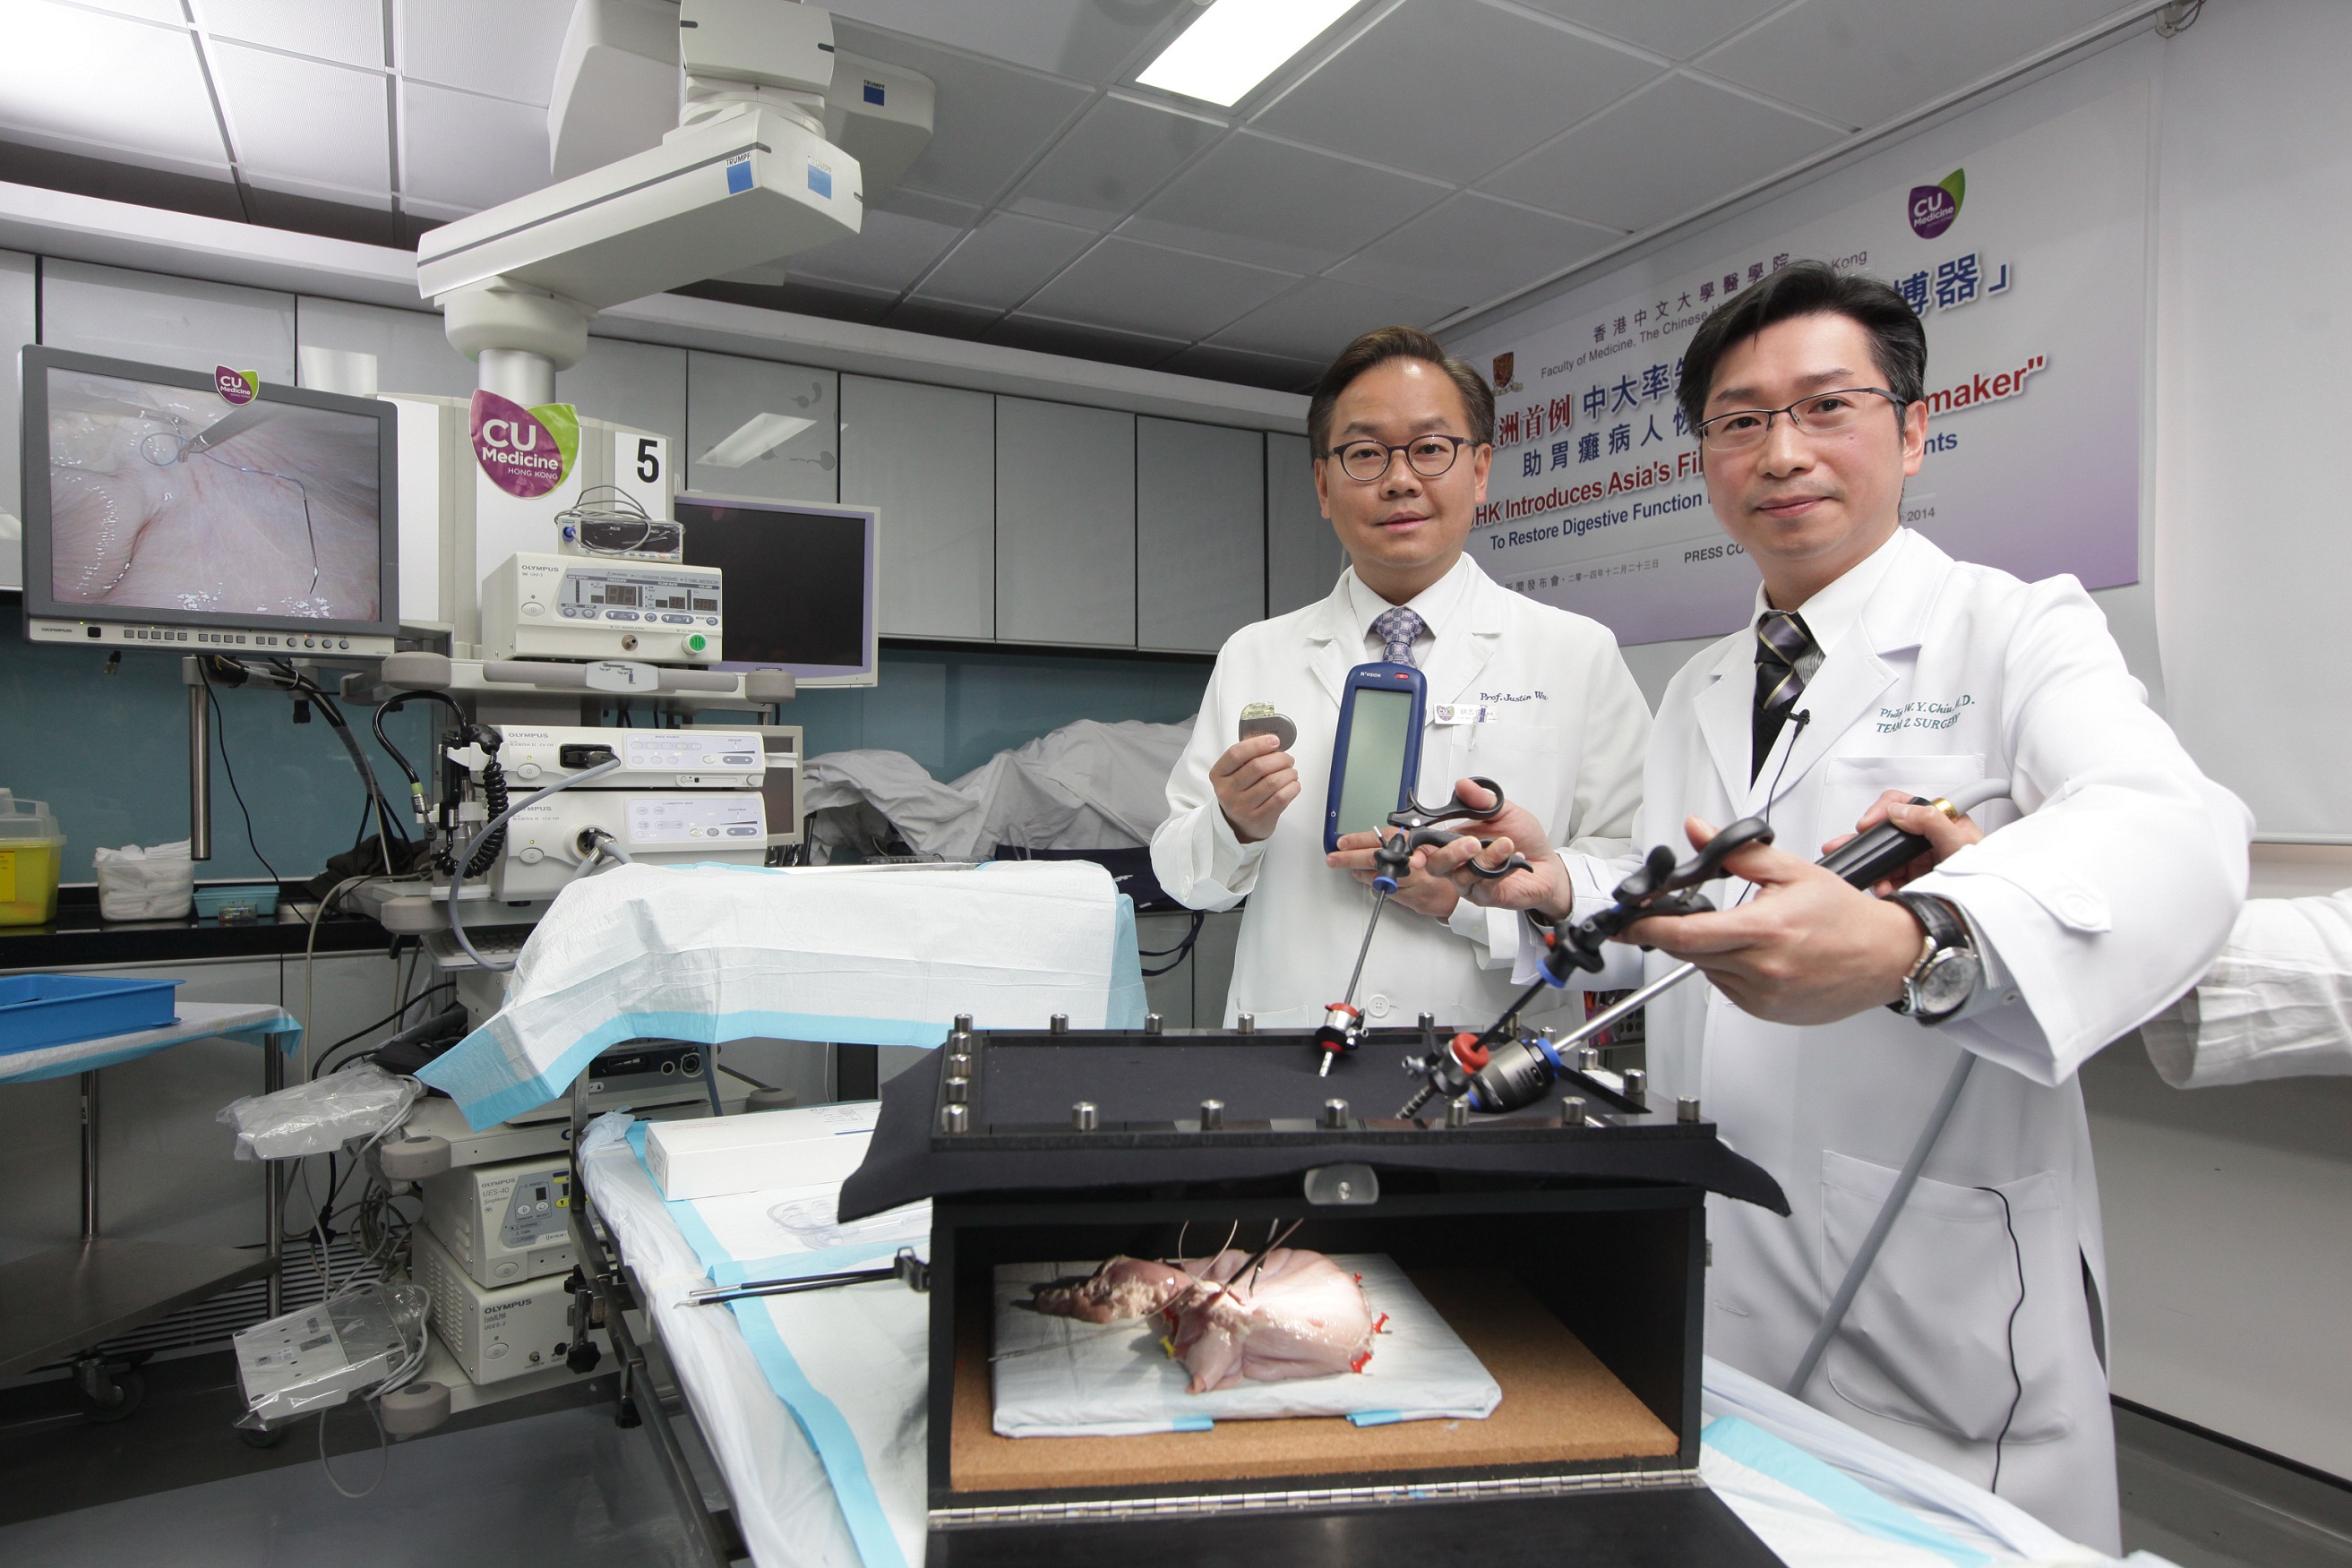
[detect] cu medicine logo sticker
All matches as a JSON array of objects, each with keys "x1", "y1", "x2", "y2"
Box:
[
  {"x1": 215, "y1": 365, "x2": 258, "y2": 405},
  {"x1": 1909, "y1": 168, "x2": 1965, "y2": 240},
  {"x1": 470, "y1": 390, "x2": 580, "y2": 499}
]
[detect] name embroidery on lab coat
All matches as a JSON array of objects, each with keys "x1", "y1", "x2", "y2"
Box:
[{"x1": 1876, "y1": 695, "x2": 1975, "y2": 733}]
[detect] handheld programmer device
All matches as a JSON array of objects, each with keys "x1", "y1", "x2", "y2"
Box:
[{"x1": 1322, "y1": 662, "x2": 1427, "y2": 853}]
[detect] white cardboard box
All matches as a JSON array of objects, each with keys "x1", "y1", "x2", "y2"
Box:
[{"x1": 644, "y1": 1101, "x2": 880, "y2": 1201}]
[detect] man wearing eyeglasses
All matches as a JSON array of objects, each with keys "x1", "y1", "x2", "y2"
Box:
[
  {"x1": 1428, "y1": 262, "x2": 2248, "y2": 1549},
  {"x1": 1151, "y1": 325, "x2": 1650, "y2": 1038}
]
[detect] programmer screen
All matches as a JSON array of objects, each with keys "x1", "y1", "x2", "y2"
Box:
[
  {"x1": 676, "y1": 495, "x2": 876, "y2": 680},
  {"x1": 1334, "y1": 688, "x2": 1415, "y2": 839},
  {"x1": 42, "y1": 366, "x2": 385, "y2": 622}
]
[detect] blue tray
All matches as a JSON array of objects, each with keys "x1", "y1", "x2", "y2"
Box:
[{"x1": 0, "y1": 975, "x2": 184, "y2": 1055}]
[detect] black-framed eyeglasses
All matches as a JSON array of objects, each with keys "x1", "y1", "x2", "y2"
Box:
[
  {"x1": 1324, "y1": 433, "x2": 1480, "y2": 483},
  {"x1": 1693, "y1": 388, "x2": 1905, "y2": 453}
]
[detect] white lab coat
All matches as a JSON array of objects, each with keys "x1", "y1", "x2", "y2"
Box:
[
  {"x1": 1558, "y1": 528, "x2": 2249, "y2": 1552},
  {"x1": 2141, "y1": 892, "x2": 2352, "y2": 1087},
  {"x1": 1153, "y1": 558, "x2": 1649, "y2": 1031}
]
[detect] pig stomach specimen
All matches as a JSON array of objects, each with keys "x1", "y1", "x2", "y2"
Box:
[{"x1": 48, "y1": 383, "x2": 380, "y2": 621}]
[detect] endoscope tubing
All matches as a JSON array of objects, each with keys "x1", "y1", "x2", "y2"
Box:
[{"x1": 444, "y1": 757, "x2": 624, "y2": 973}]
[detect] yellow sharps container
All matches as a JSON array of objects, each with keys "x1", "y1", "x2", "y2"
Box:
[{"x1": 0, "y1": 793, "x2": 65, "y2": 927}]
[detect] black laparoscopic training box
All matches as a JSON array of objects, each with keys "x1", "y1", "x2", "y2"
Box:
[{"x1": 840, "y1": 1023, "x2": 1791, "y2": 1568}]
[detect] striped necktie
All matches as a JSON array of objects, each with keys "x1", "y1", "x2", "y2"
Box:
[
  {"x1": 1371, "y1": 605, "x2": 1427, "y2": 668},
  {"x1": 1752, "y1": 609, "x2": 1816, "y2": 780}
]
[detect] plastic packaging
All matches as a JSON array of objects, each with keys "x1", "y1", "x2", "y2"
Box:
[
  {"x1": 0, "y1": 792, "x2": 65, "y2": 928},
  {"x1": 219, "y1": 1062, "x2": 418, "y2": 1161},
  {"x1": 93, "y1": 840, "x2": 195, "y2": 921},
  {"x1": 234, "y1": 1280, "x2": 429, "y2": 1428}
]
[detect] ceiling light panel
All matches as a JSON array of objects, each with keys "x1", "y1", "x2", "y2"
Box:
[
  {"x1": 700, "y1": 413, "x2": 818, "y2": 469},
  {"x1": 1137, "y1": 0, "x2": 1360, "y2": 107}
]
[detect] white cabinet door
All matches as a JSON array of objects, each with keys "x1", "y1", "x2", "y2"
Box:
[
  {"x1": 1137, "y1": 418, "x2": 1263, "y2": 654},
  {"x1": 42, "y1": 260, "x2": 296, "y2": 383},
  {"x1": 562, "y1": 337, "x2": 687, "y2": 451},
  {"x1": 296, "y1": 296, "x2": 474, "y2": 398},
  {"x1": 994, "y1": 397, "x2": 1134, "y2": 647},
  {"x1": 0, "y1": 250, "x2": 31, "y2": 585},
  {"x1": 1266, "y1": 432, "x2": 1343, "y2": 614},
  {"x1": 684, "y1": 351, "x2": 838, "y2": 502},
  {"x1": 841, "y1": 375, "x2": 993, "y2": 641}
]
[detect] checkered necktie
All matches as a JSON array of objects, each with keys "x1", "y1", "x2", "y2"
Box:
[
  {"x1": 1371, "y1": 605, "x2": 1426, "y2": 668},
  {"x1": 1752, "y1": 609, "x2": 1816, "y2": 780}
]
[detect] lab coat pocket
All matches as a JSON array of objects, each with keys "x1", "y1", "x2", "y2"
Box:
[
  {"x1": 1819, "y1": 1151, "x2": 2077, "y2": 1445},
  {"x1": 1819, "y1": 754, "x2": 1987, "y2": 849}
]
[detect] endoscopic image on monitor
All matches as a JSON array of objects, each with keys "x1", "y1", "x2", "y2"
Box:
[{"x1": 45, "y1": 369, "x2": 384, "y2": 621}]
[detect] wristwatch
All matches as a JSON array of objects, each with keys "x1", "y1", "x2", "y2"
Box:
[{"x1": 1888, "y1": 892, "x2": 1979, "y2": 1024}]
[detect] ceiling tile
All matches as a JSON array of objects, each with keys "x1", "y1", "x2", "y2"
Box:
[
  {"x1": 210, "y1": 41, "x2": 390, "y2": 201},
  {"x1": 914, "y1": 212, "x2": 1097, "y2": 312},
  {"x1": 200, "y1": 0, "x2": 386, "y2": 69},
  {"x1": 1253, "y1": 0, "x2": 1659, "y2": 186},
  {"x1": 1009, "y1": 93, "x2": 1224, "y2": 232},
  {"x1": 789, "y1": 208, "x2": 965, "y2": 294},
  {"x1": 1159, "y1": 342, "x2": 1324, "y2": 395},
  {"x1": 1482, "y1": 73, "x2": 1841, "y2": 231},
  {"x1": 871, "y1": 186, "x2": 983, "y2": 228},
  {"x1": 1125, "y1": 131, "x2": 1450, "y2": 275},
  {"x1": 397, "y1": 0, "x2": 571, "y2": 107},
  {"x1": 824, "y1": 1, "x2": 1192, "y2": 85},
  {"x1": 1330, "y1": 192, "x2": 1619, "y2": 309},
  {"x1": 67, "y1": 0, "x2": 185, "y2": 21},
  {"x1": 1521, "y1": 0, "x2": 1787, "y2": 60},
  {"x1": 1207, "y1": 275, "x2": 1453, "y2": 364},
  {"x1": 1699, "y1": 0, "x2": 2130, "y2": 129},
  {"x1": 399, "y1": 80, "x2": 550, "y2": 218},
  {"x1": 984, "y1": 313, "x2": 1185, "y2": 371},
  {"x1": 0, "y1": 4, "x2": 227, "y2": 174},
  {"x1": 831, "y1": 21, "x2": 1094, "y2": 206},
  {"x1": 1023, "y1": 235, "x2": 1296, "y2": 342}
]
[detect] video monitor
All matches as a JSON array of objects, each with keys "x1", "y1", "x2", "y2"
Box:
[
  {"x1": 21, "y1": 346, "x2": 399, "y2": 653},
  {"x1": 675, "y1": 493, "x2": 878, "y2": 687}
]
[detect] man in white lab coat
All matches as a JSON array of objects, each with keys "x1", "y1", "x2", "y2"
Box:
[
  {"x1": 1431, "y1": 263, "x2": 2250, "y2": 1550},
  {"x1": 1151, "y1": 326, "x2": 1649, "y2": 1032}
]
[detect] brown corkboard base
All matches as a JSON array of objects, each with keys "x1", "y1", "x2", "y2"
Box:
[{"x1": 949, "y1": 1267, "x2": 1680, "y2": 1494}]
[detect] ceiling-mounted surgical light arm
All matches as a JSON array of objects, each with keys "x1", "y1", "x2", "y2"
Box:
[{"x1": 420, "y1": 1, "x2": 931, "y2": 406}]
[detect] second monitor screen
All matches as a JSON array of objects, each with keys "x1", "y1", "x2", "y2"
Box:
[{"x1": 675, "y1": 498, "x2": 869, "y2": 672}]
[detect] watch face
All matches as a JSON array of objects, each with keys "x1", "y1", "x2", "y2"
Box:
[{"x1": 1914, "y1": 949, "x2": 1981, "y2": 1016}]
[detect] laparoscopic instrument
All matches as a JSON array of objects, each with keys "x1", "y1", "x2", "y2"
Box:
[
  {"x1": 1314, "y1": 777, "x2": 1533, "y2": 1076},
  {"x1": 1395, "y1": 776, "x2": 2015, "y2": 1119}
]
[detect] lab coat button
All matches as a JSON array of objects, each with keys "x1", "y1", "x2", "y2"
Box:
[{"x1": 1367, "y1": 994, "x2": 1392, "y2": 1018}]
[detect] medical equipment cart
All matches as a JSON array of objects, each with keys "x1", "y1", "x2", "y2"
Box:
[{"x1": 0, "y1": 1001, "x2": 300, "y2": 1418}]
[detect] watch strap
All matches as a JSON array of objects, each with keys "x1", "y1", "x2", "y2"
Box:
[{"x1": 1893, "y1": 891, "x2": 1970, "y2": 956}]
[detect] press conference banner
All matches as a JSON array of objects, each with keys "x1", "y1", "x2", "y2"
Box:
[{"x1": 1464, "y1": 83, "x2": 2149, "y2": 647}]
